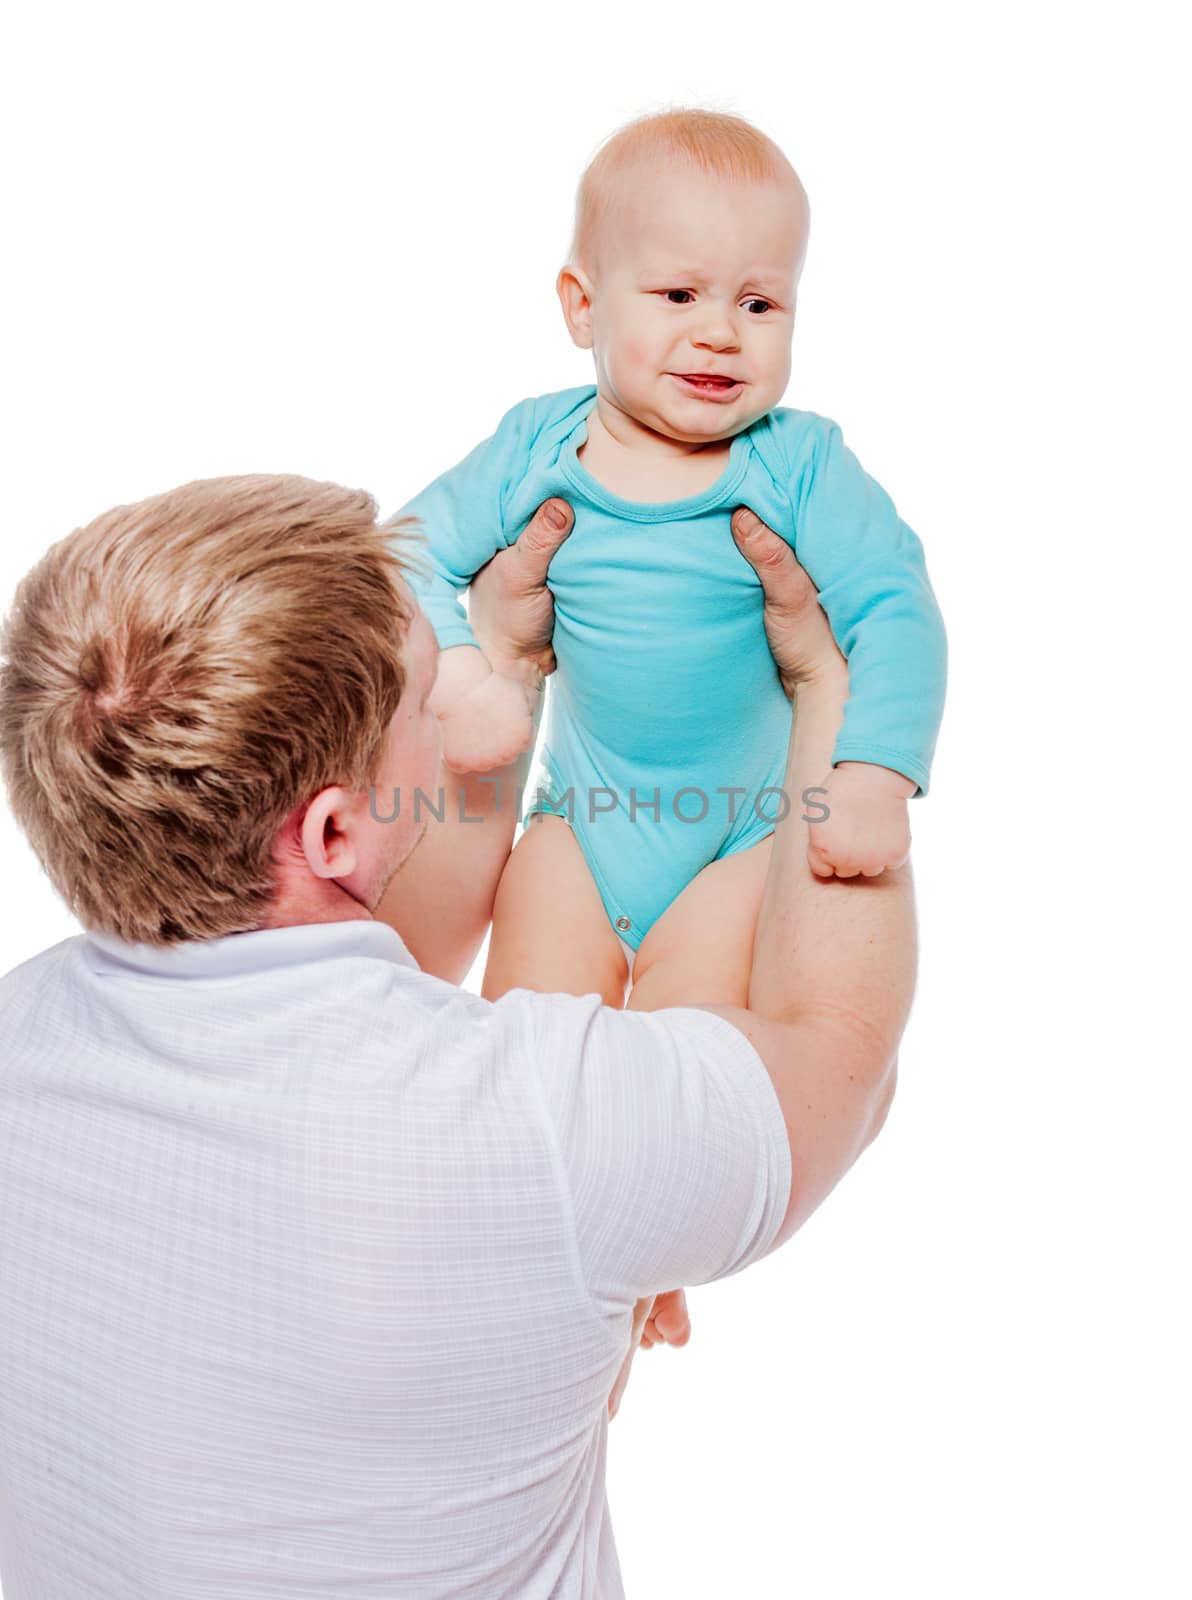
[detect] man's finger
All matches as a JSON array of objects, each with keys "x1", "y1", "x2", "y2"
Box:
[
  {"x1": 512, "y1": 498, "x2": 575, "y2": 580},
  {"x1": 730, "y1": 504, "x2": 765, "y2": 543},
  {"x1": 731, "y1": 504, "x2": 791, "y2": 567},
  {"x1": 731, "y1": 506, "x2": 816, "y2": 597},
  {"x1": 729, "y1": 502, "x2": 803, "y2": 579}
]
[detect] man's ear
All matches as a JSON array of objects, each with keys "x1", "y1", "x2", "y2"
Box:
[
  {"x1": 299, "y1": 786, "x2": 359, "y2": 880},
  {"x1": 556, "y1": 265, "x2": 595, "y2": 350}
]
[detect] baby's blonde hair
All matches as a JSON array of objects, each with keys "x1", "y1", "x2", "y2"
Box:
[{"x1": 566, "y1": 106, "x2": 804, "y2": 277}]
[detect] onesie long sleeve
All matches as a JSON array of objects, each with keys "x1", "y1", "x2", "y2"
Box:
[
  {"x1": 393, "y1": 385, "x2": 947, "y2": 949},
  {"x1": 398, "y1": 397, "x2": 544, "y2": 652}
]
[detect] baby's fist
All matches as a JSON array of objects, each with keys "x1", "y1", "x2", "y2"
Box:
[
  {"x1": 438, "y1": 670, "x2": 539, "y2": 775},
  {"x1": 806, "y1": 762, "x2": 915, "y2": 879}
]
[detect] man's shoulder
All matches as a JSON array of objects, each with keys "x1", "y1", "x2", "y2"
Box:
[{"x1": 0, "y1": 935, "x2": 80, "y2": 1006}]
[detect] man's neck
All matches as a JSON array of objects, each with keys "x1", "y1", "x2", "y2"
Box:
[{"x1": 257, "y1": 878, "x2": 374, "y2": 933}]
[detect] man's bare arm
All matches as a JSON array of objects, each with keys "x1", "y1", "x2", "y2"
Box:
[
  {"x1": 695, "y1": 509, "x2": 917, "y2": 1249},
  {"x1": 375, "y1": 500, "x2": 574, "y2": 983}
]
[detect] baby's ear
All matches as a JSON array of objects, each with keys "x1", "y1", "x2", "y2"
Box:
[{"x1": 556, "y1": 265, "x2": 594, "y2": 349}]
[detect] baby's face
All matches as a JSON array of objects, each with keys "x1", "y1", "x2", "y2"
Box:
[{"x1": 571, "y1": 164, "x2": 809, "y2": 447}]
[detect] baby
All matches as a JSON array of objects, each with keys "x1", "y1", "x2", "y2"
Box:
[{"x1": 395, "y1": 106, "x2": 947, "y2": 1014}]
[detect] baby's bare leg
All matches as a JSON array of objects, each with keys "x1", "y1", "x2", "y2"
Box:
[
  {"x1": 482, "y1": 813, "x2": 630, "y2": 1006},
  {"x1": 626, "y1": 833, "x2": 775, "y2": 1013},
  {"x1": 625, "y1": 832, "x2": 775, "y2": 1352}
]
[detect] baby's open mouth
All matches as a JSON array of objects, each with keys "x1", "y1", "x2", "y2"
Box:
[{"x1": 671, "y1": 373, "x2": 745, "y2": 398}]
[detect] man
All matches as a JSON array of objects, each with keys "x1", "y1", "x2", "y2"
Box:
[{"x1": 0, "y1": 475, "x2": 914, "y2": 1598}]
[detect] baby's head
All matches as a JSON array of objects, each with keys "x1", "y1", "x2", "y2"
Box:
[{"x1": 558, "y1": 107, "x2": 810, "y2": 446}]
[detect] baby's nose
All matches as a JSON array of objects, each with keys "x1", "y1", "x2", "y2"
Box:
[{"x1": 692, "y1": 314, "x2": 740, "y2": 349}]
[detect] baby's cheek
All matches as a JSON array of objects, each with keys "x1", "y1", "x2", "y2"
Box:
[{"x1": 618, "y1": 334, "x2": 650, "y2": 373}]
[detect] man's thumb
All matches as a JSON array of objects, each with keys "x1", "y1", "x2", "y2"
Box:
[
  {"x1": 731, "y1": 505, "x2": 764, "y2": 542},
  {"x1": 731, "y1": 506, "x2": 786, "y2": 570},
  {"x1": 517, "y1": 498, "x2": 574, "y2": 573}
]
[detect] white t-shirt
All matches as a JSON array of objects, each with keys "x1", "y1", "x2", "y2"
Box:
[{"x1": 0, "y1": 918, "x2": 790, "y2": 1599}]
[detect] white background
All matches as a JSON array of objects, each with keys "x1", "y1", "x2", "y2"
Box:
[{"x1": 1, "y1": 3, "x2": 1188, "y2": 1595}]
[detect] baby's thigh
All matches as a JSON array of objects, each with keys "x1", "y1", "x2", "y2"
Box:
[
  {"x1": 482, "y1": 814, "x2": 629, "y2": 1007},
  {"x1": 626, "y1": 832, "x2": 775, "y2": 1012}
]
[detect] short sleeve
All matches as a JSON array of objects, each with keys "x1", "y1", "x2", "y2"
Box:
[{"x1": 520, "y1": 990, "x2": 792, "y2": 1316}]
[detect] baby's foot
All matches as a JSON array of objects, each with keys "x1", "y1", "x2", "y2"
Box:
[{"x1": 641, "y1": 1287, "x2": 691, "y2": 1348}]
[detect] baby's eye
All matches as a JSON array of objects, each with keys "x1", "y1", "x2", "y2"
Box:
[
  {"x1": 662, "y1": 289, "x2": 694, "y2": 304},
  {"x1": 742, "y1": 297, "x2": 772, "y2": 315}
]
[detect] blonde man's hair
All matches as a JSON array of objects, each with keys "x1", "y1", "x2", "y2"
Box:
[
  {"x1": 0, "y1": 474, "x2": 427, "y2": 946},
  {"x1": 567, "y1": 105, "x2": 804, "y2": 277}
]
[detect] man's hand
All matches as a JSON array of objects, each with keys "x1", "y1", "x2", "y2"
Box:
[
  {"x1": 468, "y1": 497, "x2": 575, "y2": 680},
  {"x1": 729, "y1": 506, "x2": 845, "y2": 694}
]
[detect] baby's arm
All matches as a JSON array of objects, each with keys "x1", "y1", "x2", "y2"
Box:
[
  {"x1": 785, "y1": 419, "x2": 948, "y2": 876},
  {"x1": 392, "y1": 398, "x2": 543, "y2": 771}
]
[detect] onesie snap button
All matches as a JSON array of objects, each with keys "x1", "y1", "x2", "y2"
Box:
[{"x1": 615, "y1": 917, "x2": 631, "y2": 930}]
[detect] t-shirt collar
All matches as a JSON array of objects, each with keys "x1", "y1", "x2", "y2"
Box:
[{"x1": 83, "y1": 918, "x2": 419, "y2": 980}]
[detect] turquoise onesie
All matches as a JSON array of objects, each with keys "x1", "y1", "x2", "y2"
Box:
[{"x1": 395, "y1": 384, "x2": 947, "y2": 953}]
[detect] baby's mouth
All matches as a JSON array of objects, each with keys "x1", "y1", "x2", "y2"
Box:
[{"x1": 671, "y1": 372, "x2": 745, "y2": 399}]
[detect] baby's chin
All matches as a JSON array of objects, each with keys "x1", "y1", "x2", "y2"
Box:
[{"x1": 647, "y1": 387, "x2": 778, "y2": 444}]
